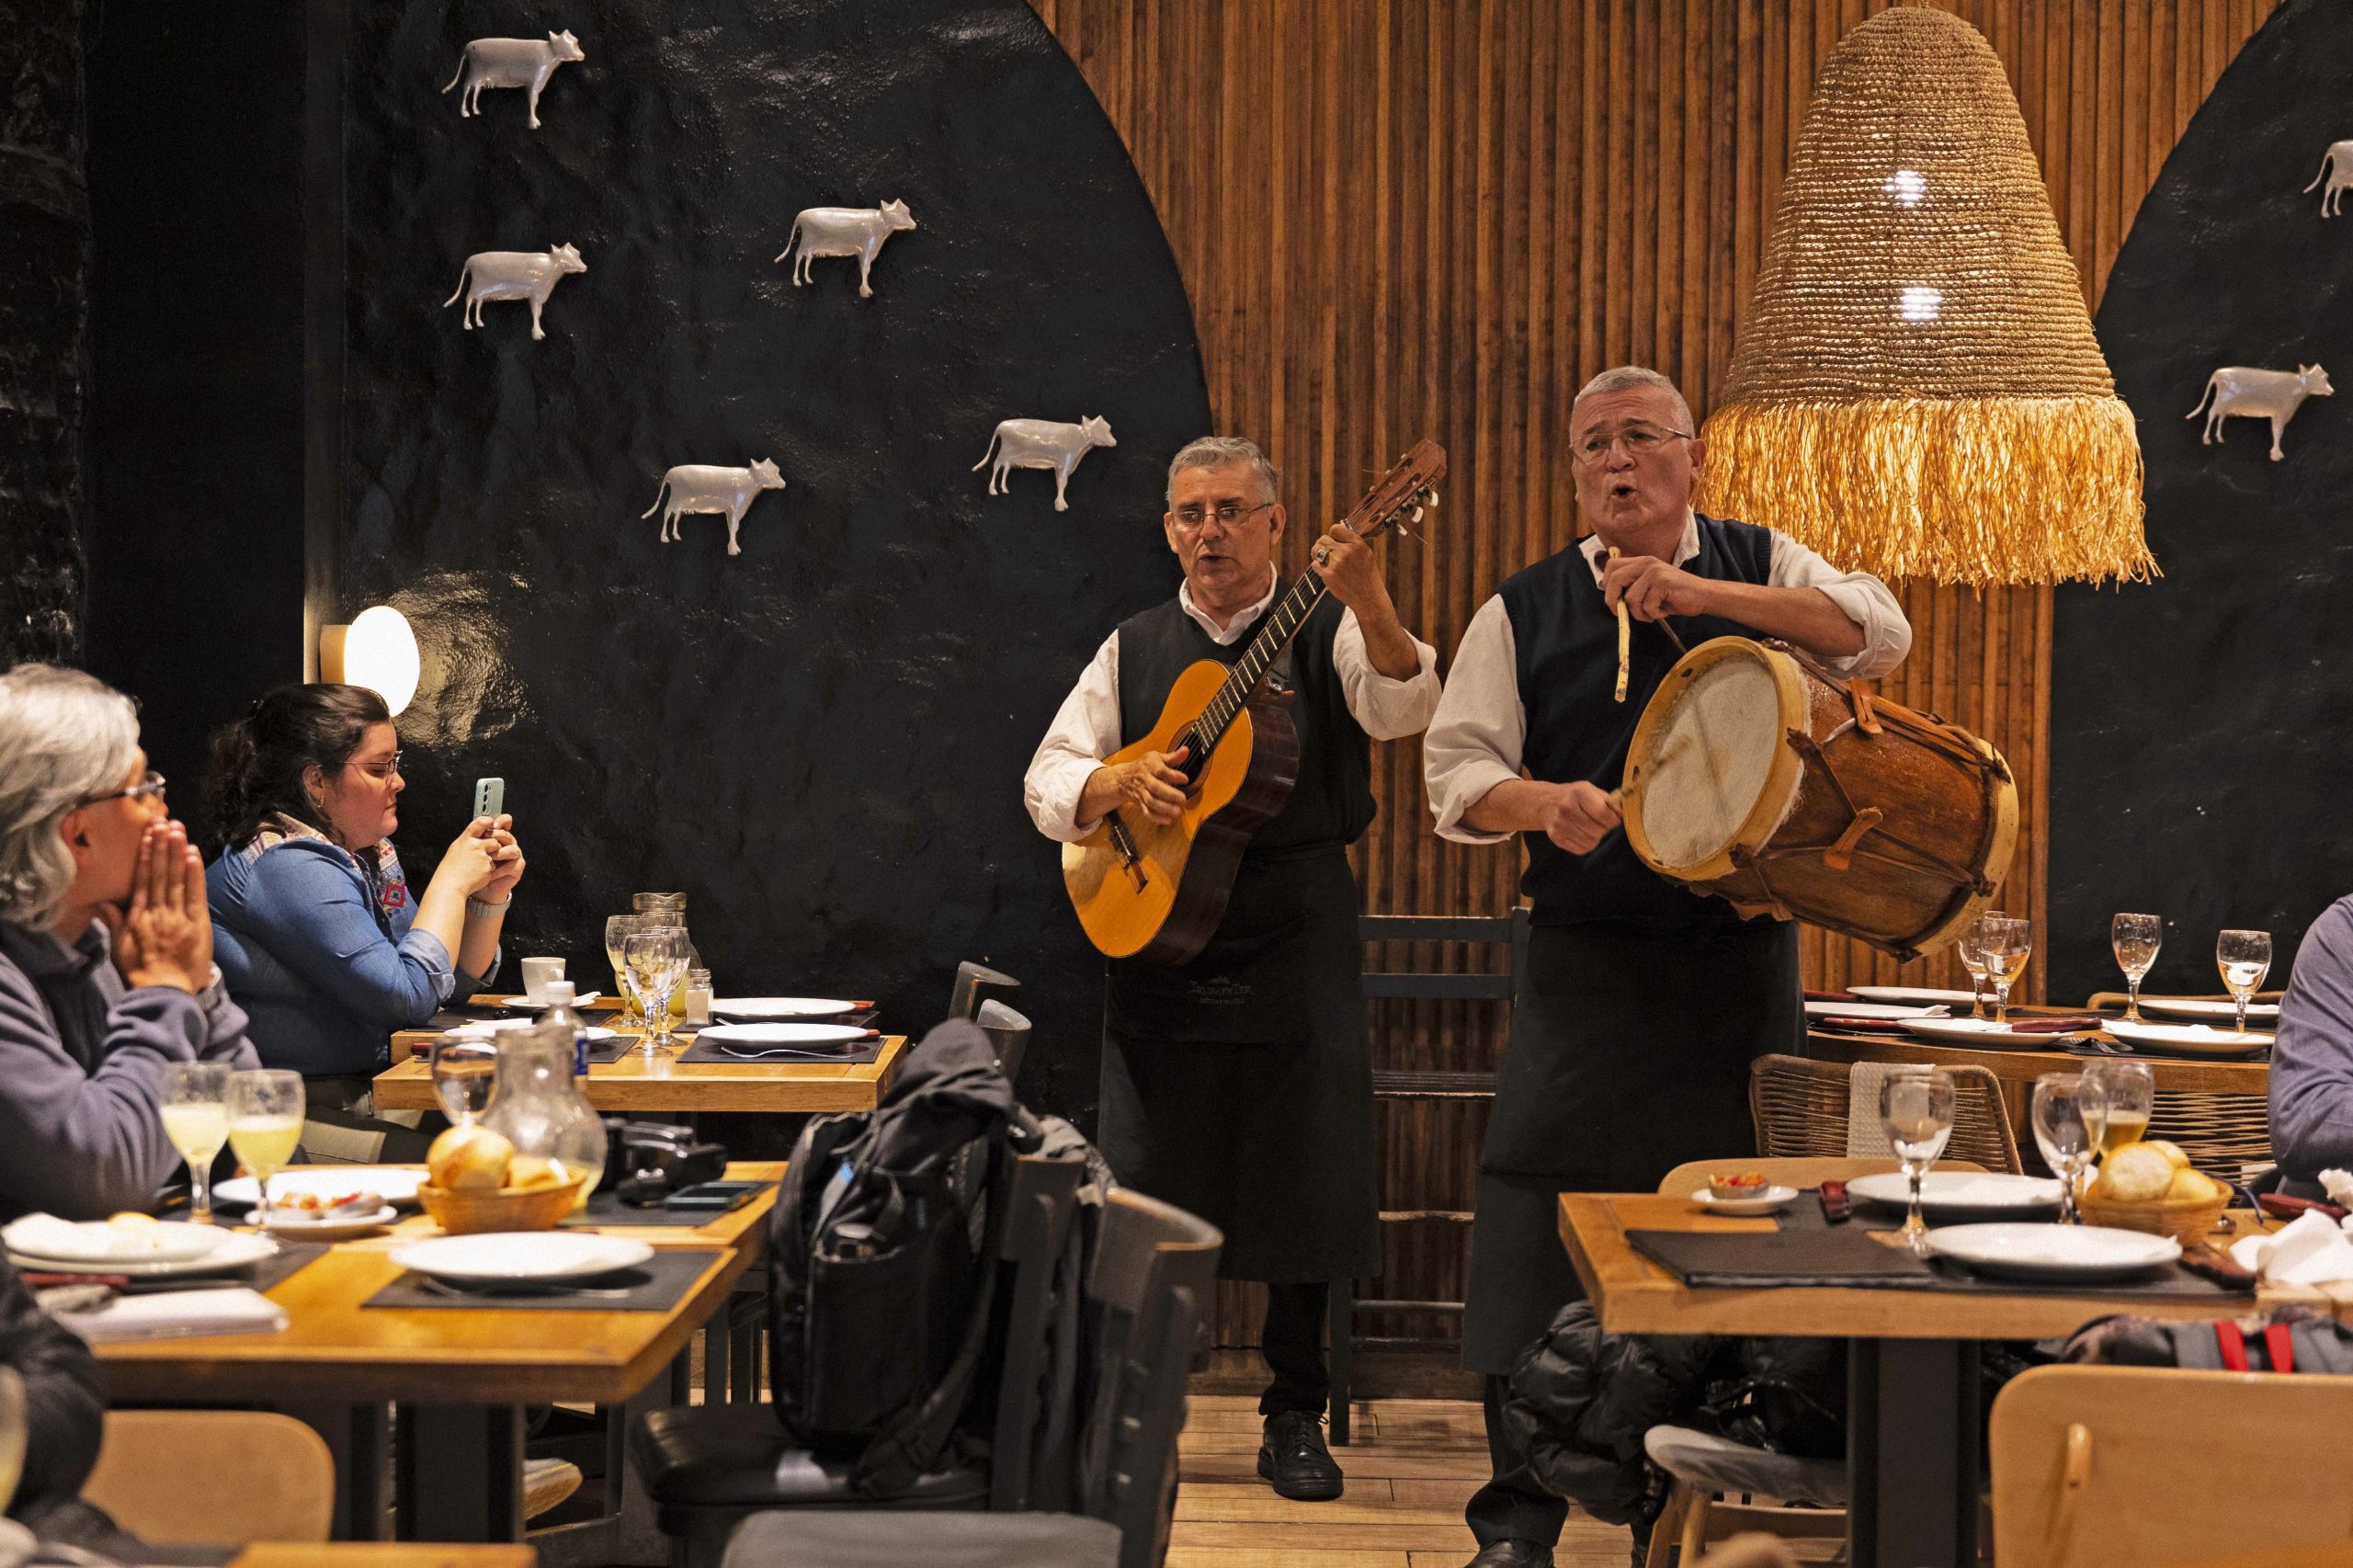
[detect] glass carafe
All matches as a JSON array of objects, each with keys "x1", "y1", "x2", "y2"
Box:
[
  {"x1": 483, "y1": 1024, "x2": 609, "y2": 1210},
  {"x1": 633, "y1": 892, "x2": 702, "y2": 1011}
]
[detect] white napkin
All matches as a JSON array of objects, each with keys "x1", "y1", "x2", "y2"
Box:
[
  {"x1": 1845, "y1": 1062, "x2": 1905, "y2": 1158},
  {"x1": 2317, "y1": 1168, "x2": 2353, "y2": 1210},
  {"x1": 2228, "y1": 1209, "x2": 2353, "y2": 1285},
  {"x1": 55, "y1": 1287, "x2": 287, "y2": 1344}
]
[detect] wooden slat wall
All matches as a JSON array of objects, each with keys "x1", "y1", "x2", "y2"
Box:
[{"x1": 1030, "y1": 0, "x2": 2277, "y2": 1348}]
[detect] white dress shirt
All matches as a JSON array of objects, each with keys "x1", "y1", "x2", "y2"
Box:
[
  {"x1": 1025, "y1": 572, "x2": 1443, "y2": 843},
  {"x1": 1423, "y1": 515, "x2": 1912, "y2": 845}
]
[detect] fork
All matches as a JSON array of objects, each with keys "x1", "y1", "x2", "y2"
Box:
[{"x1": 417, "y1": 1276, "x2": 637, "y2": 1301}]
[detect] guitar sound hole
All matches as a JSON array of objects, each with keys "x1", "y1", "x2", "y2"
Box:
[{"x1": 1170, "y1": 728, "x2": 1208, "y2": 791}]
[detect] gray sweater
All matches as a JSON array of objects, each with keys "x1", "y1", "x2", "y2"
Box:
[
  {"x1": 2269, "y1": 895, "x2": 2353, "y2": 1199},
  {"x1": 0, "y1": 919, "x2": 260, "y2": 1221}
]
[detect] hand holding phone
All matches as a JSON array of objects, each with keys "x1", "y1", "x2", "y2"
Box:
[{"x1": 472, "y1": 777, "x2": 506, "y2": 821}]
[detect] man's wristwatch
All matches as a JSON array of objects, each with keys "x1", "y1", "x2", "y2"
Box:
[{"x1": 465, "y1": 894, "x2": 512, "y2": 920}]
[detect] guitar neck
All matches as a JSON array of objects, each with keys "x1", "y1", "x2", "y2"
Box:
[{"x1": 1198, "y1": 570, "x2": 1331, "y2": 750}]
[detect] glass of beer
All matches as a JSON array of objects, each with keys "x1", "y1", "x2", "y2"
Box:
[
  {"x1": 2086, "y1": 1060, "x2": 2154, "y2": 1154},
  {"x1": 2216, "y1": 929, "x2": 2272, "y2": 1037},
  {"x1": 1879, "y1": 1068, "x2": 1955, "y2": 1256},
  {"x1": 159, "y1": 1062, "x2": 232, "y2": 1224},
  {"x1": 2111, "y1": 913, "x2": 2163, "y2": 1022},
  {"x1": 227, "y1": 1069, "x2": 305, "y2": 1231}
]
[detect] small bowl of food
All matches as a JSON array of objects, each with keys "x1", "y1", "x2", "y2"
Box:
[
  {"x1": 1689, "y1": 1174, "x2": 1800, "y2": 1215},
  {"x1": 1708, "y1": 1171, "x2": 1770, "y2": 1201}
]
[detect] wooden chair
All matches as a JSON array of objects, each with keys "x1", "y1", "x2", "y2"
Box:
[
  {"x1": 975, "y1": 998, "x2": 1031, "y2": 1083},
  {"x1": 950, "y1": 961, "x2": 1020, "y2": 1022},
  {"x1": 1750, "y1": 1053, "x2": 2023, "y2": 1173},
  {"x1": 1991, "y1": 1364, "x2": 2353, "y2": 1567},
  {"x1": 82, "y1": 1410, "x2": 334, "y2": 1545},
  {"x1": 2146, "y1": 1086, "x2": 2272, "y2": 1176}
]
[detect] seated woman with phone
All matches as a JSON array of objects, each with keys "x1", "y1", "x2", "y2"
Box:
[{"x1": 203, "y1": 684, "x2": 525, "y2": 1150}]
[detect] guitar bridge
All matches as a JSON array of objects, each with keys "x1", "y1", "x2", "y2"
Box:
[{"x1": 1107, "y1": 815, "x2": 1149, "y2": 892}]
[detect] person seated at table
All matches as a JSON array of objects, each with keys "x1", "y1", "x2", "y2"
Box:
[
  {"x1": 0, "y1": 665, "x2": 259, "y2": 1221},
  {"x1": 204, "y1": 684, "x2": 524, "y2": 1143},
  {"x1": 2268, "y1": 893, "x2": 2353, "y2": 1200}
]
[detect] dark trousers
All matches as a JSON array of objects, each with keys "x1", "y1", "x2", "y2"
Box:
[
  {"x1": 1257, "y1": 1281, "x2": 1331, "y2": 1418},
  {"x1": 1464, "y1": 1374, "x2": 1568, "y2": 1549}
]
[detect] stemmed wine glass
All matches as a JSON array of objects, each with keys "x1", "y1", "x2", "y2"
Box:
[
  {"x1": 158, "y1": 1062, "x2": 231, "y2": 1225},
  {"x1": 1984, "y1": 916, "x2": 2032, "y2": 1025},
  {"x1": 605, "y1": 914, "x2": 654, "y2": 1028},
  {"x1": 2217, "y1": 928, "x2": 2272, "y2": 1037},
  {"x1": 226, "y1": 1069, "x2": 305, "y2": 1232},
  {"x1": 2031, "y1": 1071, "x2": 2108, "y2": 1224},
  {"x1": 2111, "y1": 913, "x2": 2163, "y2": 1023},
  {"x1": 1880, "y1": 1068, "x2": 1956, "y2": 1256},
  {"x1": 1955, "y1": 912, "x2": 2003, "y2": 1020},
  {"x1": 625, "y1": 927, "x2": 691, "y2": 1055}
]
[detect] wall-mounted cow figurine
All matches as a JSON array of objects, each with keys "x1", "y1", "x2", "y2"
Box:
[
  {"x1": 2188, "y1": 363, "x2": 2334, "y2": 460},
  {"x1": 973, "y1": 416, "x2": 1116, "y2": 512},
  {"x1": 2306, "y1": 141, "x2": 2353, "y2": 218},
  {"x1": 442, "y1": 31, "x2": 585, "y2": 129},
  {"x1": 444, "y1": 244, "x2": 586, "y2": 340},
  {"x1": 643, "y1": 460, "x2": 786, "y2": 556},
  {"x1": 777, "y1": 200, "x2": 916, "y2": 299}
]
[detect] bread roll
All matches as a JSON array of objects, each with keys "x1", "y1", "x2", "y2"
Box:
[
  {"x1": 2095, "y1": 1142, "x2": 2175, "y2": 1202},
  {"x1": 2143, "y1": 1140, "x2": 2192, "y2": 1171},
  {"x1": 429, "y1": 1124, "x2": 513, "y2": 1191},
  {"x1": 507, "y1": 1153, "x2": 563, "y2": 1192},
  {"x1": 2165, "y1": 1166, "x2": 2223, "y2": 1202}
]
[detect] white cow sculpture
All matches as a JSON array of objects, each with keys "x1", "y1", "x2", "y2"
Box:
[
  {"x1": 973, "y1": 417, "x2": 1116, "y2": 512},
  {"x1": 643, "y1": 460, "x2": 786, "y2": 556},
  {"x1": 444, "y1": 244, "x2": 585, "y2": 340},
  {"x1": 2188, "y1": 364, "x2": 2334, "y2": 461},
  {"x1": 441, "y1": 31, "x2": 585, "y2": 129},
  {"x1": 777, "y1": 201, "x2": 916, "y2": 299},
  {"x1": 2307, "y1": 141, "x2": 2353, "y2": 218}
]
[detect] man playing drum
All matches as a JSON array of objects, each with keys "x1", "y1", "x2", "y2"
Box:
[{"x1": 1421, "y1": 367, "x2": 1911, "y2": 1568}]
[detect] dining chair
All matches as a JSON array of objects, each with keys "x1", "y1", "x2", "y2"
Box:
[
  {"x1": 81, "y1": 1410, "x2": 335, "y2": 1545},
  {"x1": 1749, "y1": 1053, "x2": 2023, "y2": 1172},
  {"x1": 975, "y1": 999, "x2": 1031, "y2": 1083},
  {"x1": 1991, "y1": 1364, "x2": 2353, "y2": 1567},
  {"x1": 718, "y1": 1187, "x2": 1222, "y2": 1568},
  {"x1": 950, "y1": 961, "x2": 1020, "y2": 1022}
]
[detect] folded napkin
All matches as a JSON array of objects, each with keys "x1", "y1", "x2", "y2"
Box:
[
  {"x1": 1817, "y1": 1181, "x2": 1851, "y2": 1225},
  {"x1": 2006, "y1": 1017, "x2": 2103, "y2": 1034},
  {"x1": 1804, "y1": 989, "x2": 1858, "y2": 1003},
  {"x1": 56, "y1": 1287, "x2": 287, "y2": 1343},
  {"x1": 2320, "y1": 1168, "x2": 2353, "y2": 1210},
  {"x1": 2228, "y1": 1209, "x2": 2353, "y2": 1285}
]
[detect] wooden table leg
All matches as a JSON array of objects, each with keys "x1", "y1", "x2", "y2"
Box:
[
  {"x1": 284, "y1": 1401, "x2": 390, "y2": 1540},
  {"x1": 396, "y1": 1403, "x2": 526, "y2": 1541},
  {"x1": 1847, "y1": 1338, "x2": 1981, "y2": 1568}
]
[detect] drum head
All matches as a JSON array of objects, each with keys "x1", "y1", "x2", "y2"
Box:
[{"x1": 1625, "y1": 640, "x2": 1803, "y2": 876}]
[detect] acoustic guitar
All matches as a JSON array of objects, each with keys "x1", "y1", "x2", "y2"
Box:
[{"x1": 1063, "y1": 440, "x2": 1447, "y2": 964}]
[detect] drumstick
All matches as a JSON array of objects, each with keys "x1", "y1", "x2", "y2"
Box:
[{"x1": 1607, "y1": 547, "x2": 1631, "y2": 701}]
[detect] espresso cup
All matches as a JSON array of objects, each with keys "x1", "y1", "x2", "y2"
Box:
[{"x1": 519, "y1": 956, "x2": 565, "y2": 1002}]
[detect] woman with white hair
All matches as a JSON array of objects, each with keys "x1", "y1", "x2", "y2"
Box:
[{"x1": 0, "y1": 665, "x2": 258, "y2": 1221}]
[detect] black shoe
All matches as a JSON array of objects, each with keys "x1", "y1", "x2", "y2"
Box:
[
  {"x1": 1256, "y1": 1410, "x2": 1344, "y2": 1501},
  {"x1": 1465, "y1": 1540, "x2": 1554, "y2": 1568}
]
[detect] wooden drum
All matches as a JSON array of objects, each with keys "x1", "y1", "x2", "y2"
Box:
[{"x1": 1620, "y1": 636, "x2": 2017, "y2": 962}]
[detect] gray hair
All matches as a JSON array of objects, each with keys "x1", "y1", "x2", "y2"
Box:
[
  {"x1": 1574, "y1": 366, "x2": 1695, "y2": 433},
  {"x1": 1165, "y1": 436, "x2": 1280, "y2": 507},
  {"x1": 0, "y1": 665, "x2": 141, "y2": 928}
]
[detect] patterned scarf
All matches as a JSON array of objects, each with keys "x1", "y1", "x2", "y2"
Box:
[{"x1": 242, "y1": 812, "x2": 412, "y2": 930}]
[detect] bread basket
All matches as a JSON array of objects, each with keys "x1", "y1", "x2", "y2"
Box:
[
  {"x1": 2078, "y1": 1187, "x2": 2232, "y2": 1246},
  {"x1": 417, "y1": 1178, "x2": 585, "y2": 1235}
]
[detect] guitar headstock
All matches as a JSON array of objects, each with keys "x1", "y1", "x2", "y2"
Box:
[{"x1": 1341, "y1": 438, "x2": 1447, "y2": 544}]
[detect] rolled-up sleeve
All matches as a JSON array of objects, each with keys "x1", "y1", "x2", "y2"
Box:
[
  {"x1": 2271, "y1": 897, "x2": 2353, "y2": 1186},
  {"x1": 1332, "y1": 610, "x2": 1442, "y2": 741},
  {"x1": 1024, "y1": 634, "x2": 1122, "y2": 845},
  {"x1": 1768, "y1": 534, "x2": 1911, "y2": 679},
  {"x1": 240, "y1": 842, "x2": 454, "y2": 1028},
  {"x1": 1425, "y1": 596, "x2": 1526, "y2": 845}
]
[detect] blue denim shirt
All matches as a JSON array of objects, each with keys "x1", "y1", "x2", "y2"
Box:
[{"x1": 206, "y1": 837, "x2": 496, "y2": 1079}]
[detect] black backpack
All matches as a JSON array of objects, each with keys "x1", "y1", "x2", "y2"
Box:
[{"x1": 767, "y1": 1018, "x2": 1017, "y2": 1494}]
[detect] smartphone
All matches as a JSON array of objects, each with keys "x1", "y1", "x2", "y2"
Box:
[
  {"x1": 472, "y1": 777, "x2": 506, "y2": 821},
  {"x1": 665, "y1": 1180, "x2": 764, "y2": 1213}
]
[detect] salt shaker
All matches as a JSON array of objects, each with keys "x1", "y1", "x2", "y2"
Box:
[{"x1": 683, "y1": 968, "x2": 714, "y2": 1027}]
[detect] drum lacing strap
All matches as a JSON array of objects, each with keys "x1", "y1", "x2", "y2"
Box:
[{"x1": 1848, "y1": 690, "x2": 1885, "y2": 736}]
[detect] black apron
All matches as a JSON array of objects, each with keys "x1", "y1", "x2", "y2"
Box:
[
  {"x1": 1459, "y1": 917, "x2": 1802, "y2": 1374},
  {"x1": 1097, "y1": 847, "x2": 1381, "y2": 1282}
]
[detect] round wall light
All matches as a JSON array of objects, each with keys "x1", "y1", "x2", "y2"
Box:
[{"x1": 318, "y1": 606, "x2": 421, "y2": 716}]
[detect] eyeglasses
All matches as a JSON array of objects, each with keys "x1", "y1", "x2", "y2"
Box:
[
  {"x1": 1570, "y1": 423, "x2": 1695, "y2": 466},
  {"x1": 79, "y1": 771, "x2": 167, "y2": 809},
  {"x1": 1169, "y1": 500, "x2": 1278, "y2": 531},
  {"x1": 353, "y1": 753, "x2": 404, "y2": 782}
]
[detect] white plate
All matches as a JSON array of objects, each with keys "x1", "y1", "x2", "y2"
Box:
[
  {"x1": 1688, "y1": 1185, "x2": 1800, "y2": 1215},
  {"x1": 2135, "y1": 996, "x2": 2279, "y2": 1022},
  {"x1": 256, "y1": 1205, "x2": 399, "y2": 1240},
  {"x1": 2103, "y1": 1017, "x2": 2273, "y2": 1055},
  {"x1": 695, "y1": 1022, "x2": 871, "y2": 1050},
  {"x1": 1806, "y1": 1000, "x2": 1949, "y2": 1020},
  {"x1": 500, "y1": 992, "x2": 603, "y2": 1010},
  {"x1": 1923, "y1": 1221, "x2": 2180, "y2": 1282},
  {"x1": 709, "y1": 997, "x2": 859, "y2": 1020},
  {"x1": 6, "y1": 1230, "x2": 278, "y2": 1278},
  {"x1": 1850, "y1": 985, "x2": 1981, "y2": 1006},
  {"x1": 1847, "y1": 1171, "x2": 2063, "y2": 1216},
  {"x1": 218, "y1": 1166, "x2": 426, "y2": 1209},
  {"x1": 391, "y1": 1232, "x2": 654, "y2": 1285},
  {"x1": 2, "y1": 1216, "x2": 227, "y2": 1266},
  {"x1": 1897, "y1": 1017, "x2": 2084, "y2": 1048},
  {"x1": 445, "y1": 1020, "x2": 619, "y2": 1045}
]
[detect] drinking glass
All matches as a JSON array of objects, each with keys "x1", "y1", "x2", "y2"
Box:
[
  {"x1": 2031, "y1": 1071, "x2": 2108, "y2": 1224},
  {"x1": 159, "y1": 1062, "x2": 231, "y2": 1224},
  {"x1": 227, "y1": 1069, "x2": 305, "y2": 1231},
  {"x1": 1984, "y1": 916, "x2": 2033, "y2": 1024},
  {"x1": 605, "y1": 914, "x2": 654, "y2": 1026},
  {"x1": 624, "y1": 927, "x2": 691, "y2": 1053},
  {"x1": 1956, "y1": 911, "x2": 2005, "y2": 1019},
  {"x1": 429, "y1": 1039, "x2": 498, "y2": 1124},
  {"x1": 2086, "y1": 1060, "x2": 2154, "y2": 1155},
  {"x1": 2216, "y1": 928, "x2": 2273, "y2": 1036},
  {"x1": 2110, "y1": 913, "x2": 2164, "y2": 1023},
  {"x1": 1879, "y1": 1068, "x2": 1956, "y2": 1256}
]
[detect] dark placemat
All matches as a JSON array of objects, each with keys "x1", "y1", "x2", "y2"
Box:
[
  {"x1": 559, "y1": 1186, "x2": 769, "y2": 1228},
  {"x1": 364, "y1": 1245, "x2": 721, "y2": 1312},
  {"x1": 113, "y1": 1241, "x2": 328, "y2": 1297},
  {"x1": 1640, "y1": 1215, "x2": 2236, "y2": 1300},
  {"x1": 674, "y1": 1032, "x2": 884, "y2": 1066}
]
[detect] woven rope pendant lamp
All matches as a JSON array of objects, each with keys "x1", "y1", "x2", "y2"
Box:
[{"x1": 1695, "y1": 5, "x2": 2153, "y2": 585}]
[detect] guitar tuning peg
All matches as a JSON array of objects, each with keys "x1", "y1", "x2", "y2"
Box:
[{"x1": 1427, "y1": 489, "x2": 1441, "y2": 507}]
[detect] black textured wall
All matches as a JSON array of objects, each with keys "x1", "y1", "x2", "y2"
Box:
[
  {"x1": 0, "y1": 0, "x2": 88, "y2": 666},
  {"x1": 343, "y1": 0, "x2": 1209, "y2": 1119},
  {"x1": 2052, "y1": 0, "x2": 2348, "y2": 998}
]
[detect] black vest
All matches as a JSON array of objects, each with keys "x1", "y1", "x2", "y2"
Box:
[
  {"x1": 1113, "y1": 585, "x2": 1375, "y2": 857},
  {"x1": 1498, "y1": 515, "x2": 1778, "y2": 928}
]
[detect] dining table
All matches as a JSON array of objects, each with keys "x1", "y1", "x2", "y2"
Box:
[
  {"x1": 92, "y1": 1162, "x2": 782, "y2": 1546},
  {"x1": 1557, "y1": 1187, "x2": 2279, "y2": 1568}
]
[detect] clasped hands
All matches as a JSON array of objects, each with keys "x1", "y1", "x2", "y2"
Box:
[{"x1": 99, "y1": 820, "x2": 213, "y2": 995}]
